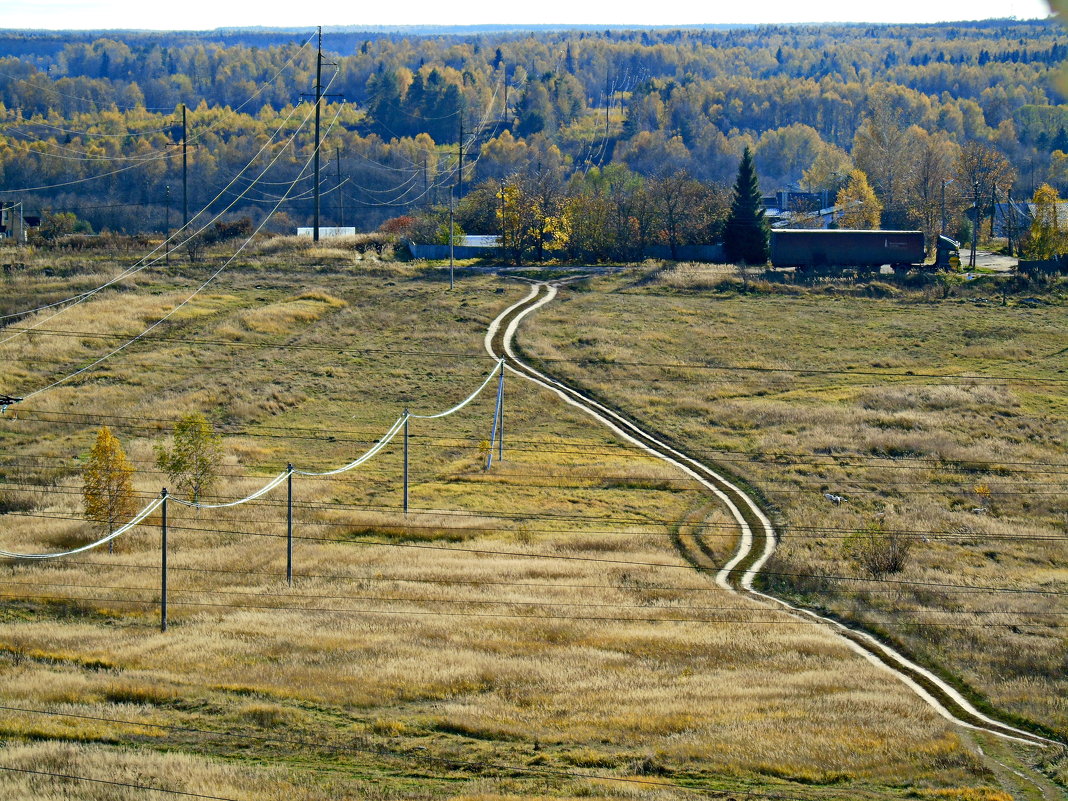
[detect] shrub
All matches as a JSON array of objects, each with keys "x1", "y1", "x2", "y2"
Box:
[{"x1": 848, "y1": 522, "x2": 912, "y2": 578}]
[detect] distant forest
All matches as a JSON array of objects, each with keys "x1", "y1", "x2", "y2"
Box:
[{"x1": 0, "y1": 20, "x2": 1066, "y2": 239}]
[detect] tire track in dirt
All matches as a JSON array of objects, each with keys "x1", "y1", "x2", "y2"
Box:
[{"x1": 486, "y1": 280, "x2": 1059, "y2": 751}]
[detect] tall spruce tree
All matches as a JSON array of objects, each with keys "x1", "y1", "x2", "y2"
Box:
[{"x1": 724, "y1": 147, "x2": 770, "y2": 264}]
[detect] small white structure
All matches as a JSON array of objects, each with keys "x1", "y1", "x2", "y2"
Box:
[{"x1": 297, "y1": 227, "x2": 356, "y2": 238}]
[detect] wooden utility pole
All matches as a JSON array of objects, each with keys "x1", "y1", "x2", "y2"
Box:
[
  {"x1": 165, "y1": 184, "x2": 171, "y2": 265},
  {"x1": 335, "y1": 146, "x2": 344, "y2": 228},
  {"x1": 403, "y1": 412, "x2": 410, "y2": 515},
  {"x1": 605, "y1": 71, "x2": 611, "y2": 136},
  {"x1": 286, "y1": 464, "x2": 293, "y2": 586},
  {"x1": 160, "y1": 488, "x2": 168, "y2": 633},
  {"x1": 449, "y1": 194, "x2": 455, "y2": 290},
  {"x1": 181, "y1": 105, "x2": 188, "y2": 228},
  {"x1": 313, "y1": 26, "x2": 323, "y2": 242},
  {"x1": 970, "y1": 180, "x2": 979, "y2": 269},
  {"x1": 457, "y1": 115, "x2": 464, "y2": 199}
]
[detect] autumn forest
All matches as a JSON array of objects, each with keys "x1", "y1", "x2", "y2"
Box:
[{"x1": 1, "y1": 20, "x2": 1066, "y2": 255}]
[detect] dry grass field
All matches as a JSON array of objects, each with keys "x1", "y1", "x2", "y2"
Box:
[
  {"x1": 521, "y1": 263, "x2": 1068, "y2": 789},
  {"x1": 0, "y1": 244, "x2": 1056, "y2": 798}
]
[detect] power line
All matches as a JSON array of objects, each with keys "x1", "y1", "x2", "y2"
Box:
[
  {"x1": 0, "y1": 704, "x2": 811, "y2": 800},
  {"x1": 7, "y1": 506, "x2": 1068, "y2": 545},
  {"x1": 2, "y1": 326, "x2": 1064, "y2": 384},
  {"x1": 5, "y1": 515, "x2": 1063, "y2": 597},
  {"x1": 15, "y1": 556, "x2": 1060, "y2": 597},
  {"x1": 6, "y1": 407, "x2": 1066, "y2": 471},
  {"x1": 6, "y1": 453, "x2": 1068, "y2": 483},
  {"x1": 15, "y1": 96, "x2": 346, "y2": 401},
  {"x1": 0, "y1": 590, "x2": 1056, "y2": 629},
  {"x1": 4, "y1": 485, "x2": 1063, "y2": 533},
  {"x1": 0, "y1": 98, "x2": 314, "y2": 327},
  {"x1": 0, "y1": 763, "x2": 243, "y2": 801},
  {"x1": 4, "y1": 579, "x2": 1064, "y2": 619}
]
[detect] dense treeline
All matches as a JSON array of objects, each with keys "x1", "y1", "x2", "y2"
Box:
[{"x1": 0, "y1": 20, "x2": 1066, "y2": 238}]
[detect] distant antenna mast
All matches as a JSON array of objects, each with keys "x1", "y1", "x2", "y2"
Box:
[
  {"x1": 313, "y1": 26, "x2": 323, "y2": 242},
  {"x1": 302, "y1": 27, "x2": 340, "y2": 241},
  {"x1": 181, "y1": 104, "x2": 188, "y2": 228}
]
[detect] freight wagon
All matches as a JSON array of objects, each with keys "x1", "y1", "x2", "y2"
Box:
[{"x1": 770, "y1": 229, "x2": 959, "y2": 270}]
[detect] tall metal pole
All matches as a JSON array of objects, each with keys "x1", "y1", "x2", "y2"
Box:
[
  {"x1": 336, "y1": 146, "x2": 344, "y2": 228},
  {"x1": 165, "y1": 185, "x2": 171, "y2": 265},
  {"x1": 286, "y1": 464, "x2": 293, "y2": 586},
  {"x1": 497, "y1": 360, "x2": 504, "y2": 462},
  {"x1": 403, "y1": 412, "x2": 409, "y2": 515},
  {"x1": 313, "y1": 26, "x2": 323, "y2": 243},
  {"x1": 485, "y1": 365, "x2": 504, "y2": 471},
  {"x1": 160, "y1": 488, "x2": 168, "y2": 633},
  {"x1": 457, "y1": 115, "x2": 464, "y2": 199},
  {"x1": 181, "y1": 105, "x2": 188, "y2": 228}
]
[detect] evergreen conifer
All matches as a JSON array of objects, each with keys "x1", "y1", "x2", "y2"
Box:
[{"x1": 724, "y1": 147, "x2": 770, "y2": 264}]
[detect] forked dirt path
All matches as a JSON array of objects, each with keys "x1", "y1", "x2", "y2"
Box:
[{"x1": 485, "y1": 281, "x2": 1060, "y2": 755}]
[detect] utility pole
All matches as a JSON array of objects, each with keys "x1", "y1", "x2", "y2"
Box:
[
  {"x1": 970, "y1": 179, "x2": 979, "y2": 269},
  {"x1": 940, "y1": 179, "x2": 947, "y2": 236},
  {"x1": 498, "y1": 179, "x2": 505, "y2": 259},
  {"x1": 989, "y1": 185, "x2": 998, "y2": 240},
  {"x1": 301, "y1": 27, "x2": 340, "y2": 240},
  {"x1": 496, "y1": 360, "x2": 504, "y2": 463},
  {"x1": 1005, "y1": 190, "x2": 1015, "y2": 257},
  {"x1": 335, "y1": 146, "x2": 344, "y2": 228},
  {"x1": 286, "y1": 464, "x2": 293, "y2": 586},
  {"x1": 402, "y1": 412, "x2": 410, "y2": 515},
  {"x1": 181, "y1": 105, "x2": 188, "y2": 228},
  {"x1": 160, "y1": 488, "x2": 168, "y2": 633},
  {"x1": 457, "y1": 115, "x2": 464, "y2": 199},
  {"x1": 485, "y1": 362, "x2": 505, "y2": 471},
  {"x1": 449, "y1": 193, "x2": 455, "y2": 290},
  {"x1": 314, "y1": 26, "x2": 323, "y2": 242},
  {"x1": 605, "y1": 71, "x2": 611, "y2": 136},
  {"x1": 165, "y1": 185, "x2": 171, "y2": 265}
]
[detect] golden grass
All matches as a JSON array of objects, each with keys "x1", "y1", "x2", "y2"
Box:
[
  {"x1": 0, "y1": 256, "x2": 1025, "y2": 798},
  {"x1": 523, "y1": 270, "x2": 1068, "y2": 752}
]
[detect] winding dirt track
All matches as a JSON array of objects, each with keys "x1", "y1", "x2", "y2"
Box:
[{"x1": 485, "y1": 281, "x2": 1058, "y2": 751}]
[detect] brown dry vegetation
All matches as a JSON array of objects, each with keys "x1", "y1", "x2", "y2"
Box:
[
  {"x1": 0, "y1": 250, "x2": 1050, "y2": 798},
  {"x1": 522, "y1": 263, "x2": 1068, "y2": 786}
]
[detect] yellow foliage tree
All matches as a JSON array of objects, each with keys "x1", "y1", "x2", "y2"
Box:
[
  {"x1": 82, "y1": 426, "x2": 137, "y2": 552},
  {"x1": 155, "y1": 412, "x2": 223, "y2": 503},
  {"x1": 835, "y1": 169, "x2": 883, "y2": 229},
  {"x1": 1023, "y1": 183, "x2": 1066, "y2": 260}
]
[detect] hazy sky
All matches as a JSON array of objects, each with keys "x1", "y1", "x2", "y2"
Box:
[{"x1": 0, "y1": 0, "x2": 1054, "y2": 30}]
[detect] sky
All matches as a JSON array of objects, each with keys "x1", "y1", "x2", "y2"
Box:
[{"x1": 0, "y1": 0, "x2": 1055, "y2": 31}]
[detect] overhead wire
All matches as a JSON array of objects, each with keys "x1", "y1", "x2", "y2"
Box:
[
  {"x1": 0, "y1": 98, "x2": 314, "y2": 331},
  {"x1": 0, "y1": 588, "x2": 1057, "y2": 629},
  {"x1": 0, "y1": 51, "x2": 313, "y2": 188},
  {"x1": 11, "y1": 555, "x2": 1062, "y2": 598},
  {"x1": 0, "y1": 763, "x2": 243, "y2": 801},
  {"x1": 16, "y1": 83, "x2": 344, "y2": 401},
  {"x1": 5, "y1": 498, "x2": 1068, "y2": 546},
  {"x1": 0, "y1": 358, "x2": 502, "y2": 553},
  {"x1": 4, "y1": 321, "x2": 1061, "y2": 384},
  {"x1": 6, "y1": 403, "x2": 1067, "y2": 472},
  {"x1": 4, "y1": 508, "x2": 1064, "y2": 597},
  {"x1": 3, "y1": 577, "x2": 1064, "y2": 620},
  {"x1": 0, "y1": 703, "x2": 826, "y2": 801}
]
